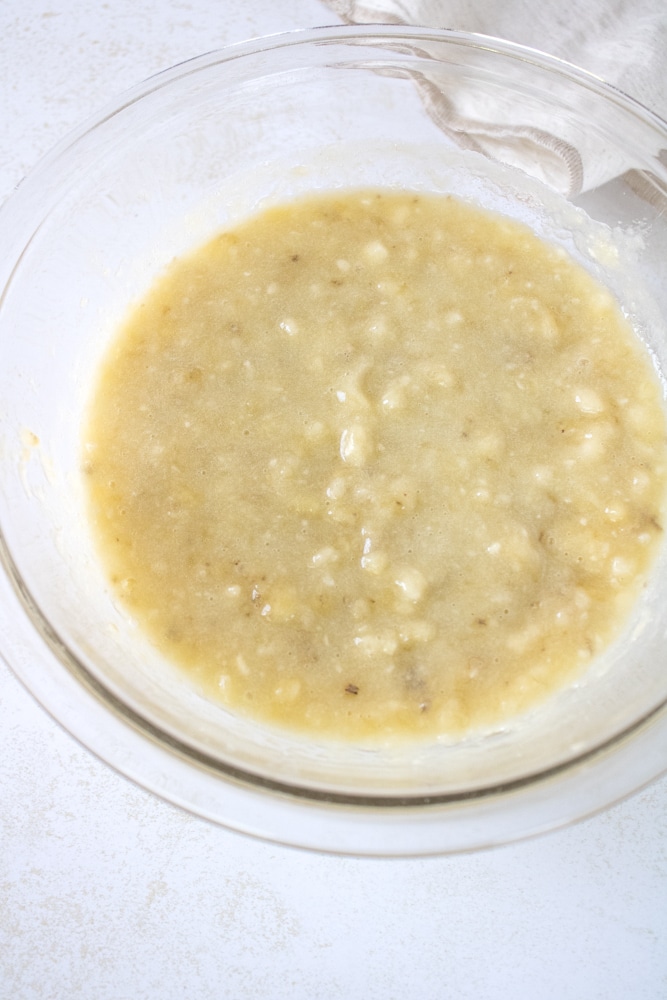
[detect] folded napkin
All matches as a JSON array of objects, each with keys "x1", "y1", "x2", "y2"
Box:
[{"x1": 321, "y1": 0, "x2": 667, "y2": 194}]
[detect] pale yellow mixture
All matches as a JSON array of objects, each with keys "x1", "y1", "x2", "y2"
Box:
[{"x1": 84, "y1": 191, "x2": 667, "y2": 741}]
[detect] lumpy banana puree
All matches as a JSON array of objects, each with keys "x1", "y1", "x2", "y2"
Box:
[{"x1": 84, "y1": 191, "x2": 667, "y2": 741}]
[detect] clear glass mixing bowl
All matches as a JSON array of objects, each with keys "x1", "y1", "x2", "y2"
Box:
[{"x1": 0, "y1": 26, "x2": 666, "y2": 856}]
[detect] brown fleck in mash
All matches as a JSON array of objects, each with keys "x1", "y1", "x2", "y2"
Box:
[{"x1": 83, "y1": 191, "x2": 667, "y2": 740}]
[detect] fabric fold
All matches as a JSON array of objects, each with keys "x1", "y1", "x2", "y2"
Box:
[{"x1": 321, "y1": 0, "x2": 667, "y2": 193}]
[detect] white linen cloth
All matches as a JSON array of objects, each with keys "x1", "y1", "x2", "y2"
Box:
[{"x1": 321, "y1": 0, "x2": 667, "y2": 194}]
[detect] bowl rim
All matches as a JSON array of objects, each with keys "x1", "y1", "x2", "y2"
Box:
[{"x1": 1, "y1": 23, "x2": 666, "y2": 209}]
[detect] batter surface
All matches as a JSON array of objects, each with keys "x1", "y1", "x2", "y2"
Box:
[{"x1": 84, "y1": 191, "x2": 667, "y2": 740}]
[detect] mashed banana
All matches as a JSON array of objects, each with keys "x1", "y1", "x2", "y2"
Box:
[{"x1": 84, "y1": 191, "x2": 667, "y2": 740}]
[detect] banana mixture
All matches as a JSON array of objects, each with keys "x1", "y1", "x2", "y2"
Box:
[{"x1": 84, "y1": 190, "x2": 667, "y2": 740}]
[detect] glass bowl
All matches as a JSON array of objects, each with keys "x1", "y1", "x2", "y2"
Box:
[{"x1": 1, "y1": 25, "x2": 666, "y2": 856}]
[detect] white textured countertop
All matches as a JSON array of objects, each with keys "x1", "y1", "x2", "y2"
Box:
[{"x1": 1, "y1": 3, "x2": 666, "y2": 998}]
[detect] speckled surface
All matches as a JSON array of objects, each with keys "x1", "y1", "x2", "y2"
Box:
[{"x1": 1, "y1": 3, "x2": 666, "y2": 998}]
